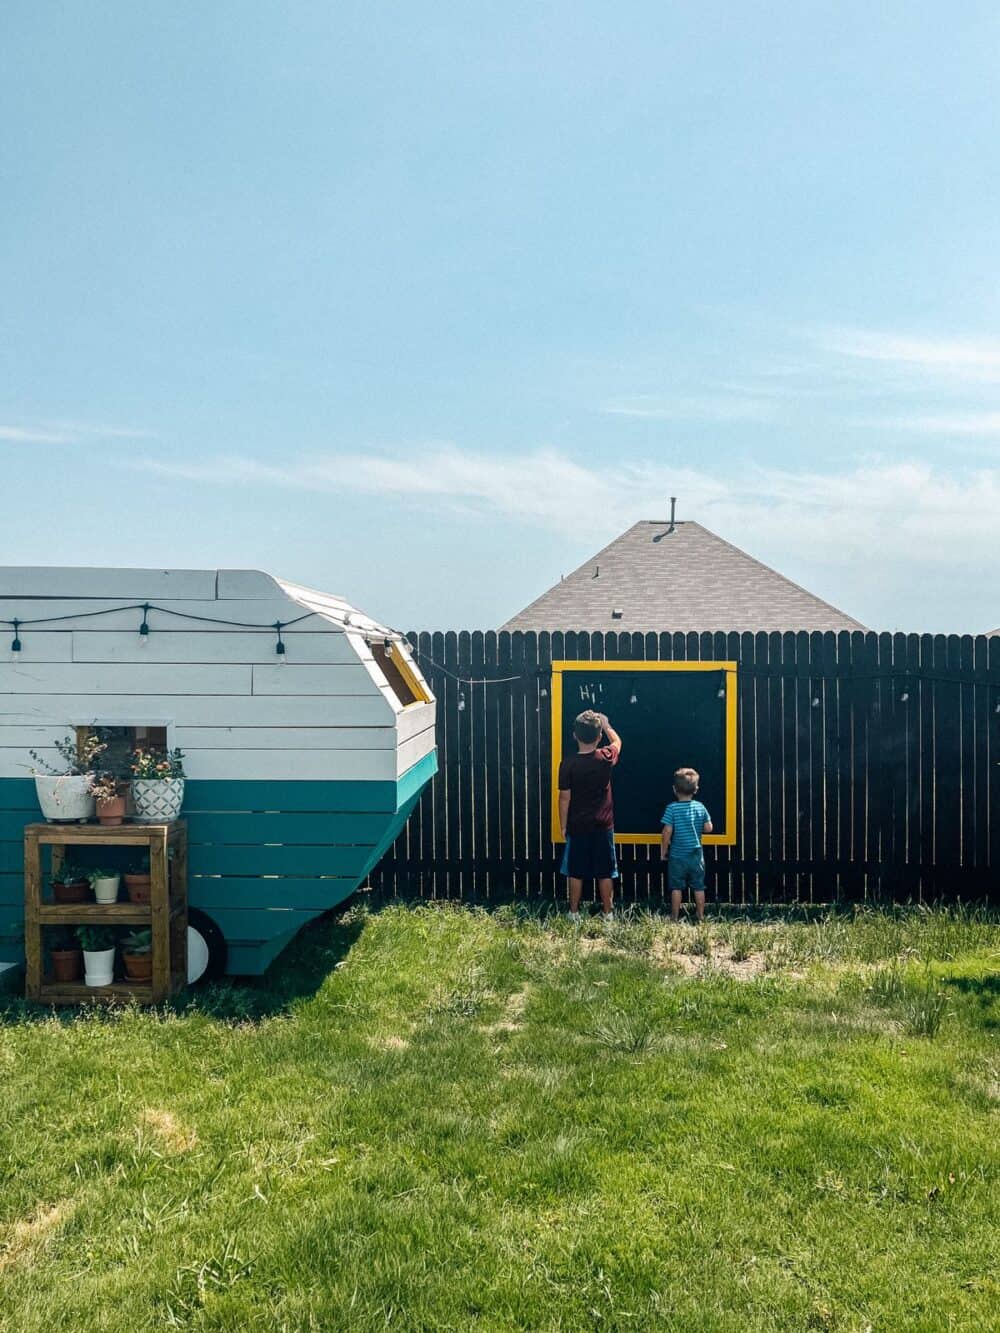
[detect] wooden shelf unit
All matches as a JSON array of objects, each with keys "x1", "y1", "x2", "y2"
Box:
[{"x1": 24, "y1": 821, "x2": 188, "y2": 1005}]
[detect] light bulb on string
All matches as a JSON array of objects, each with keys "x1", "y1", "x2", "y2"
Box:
[
  {"x1": 900, "y1": 690, "x2": 909, "y2": 702},
  {"x1": 138, "y1": 604, "x2": 150, "y2": 646},
  {"x1": 629, "y1": 678, "x2": 637, "y2": 705},
  {"x1": 10, "y1": 619, "x2": 21, "y2": 653},
  {"x1": 457, "y1": 691, "x2": 466, "y2": 713},
  {"x1": 384, "y1": 637, "x2": 393, "y2": 658},
  {"x1": 274, "y1": 622, "x2": 287, "y2": 661},
  {"x1": 717, "y1": 672, "x2": 726, "y2": 699}
]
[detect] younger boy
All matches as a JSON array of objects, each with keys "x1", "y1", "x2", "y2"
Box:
[
  {"x1": 660, "y1": 767, "x2": 712, "y2": 922},
  {"x1": 558, "y1": 709, "x2": 622, "y2": 922}
]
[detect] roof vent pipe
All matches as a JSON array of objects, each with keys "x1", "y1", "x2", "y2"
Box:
[{"x1": 652, "y1": 498, "x2": 677, "y2": 543}]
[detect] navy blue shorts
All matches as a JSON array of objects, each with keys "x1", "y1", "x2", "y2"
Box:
[
  {"x1": 667, "y1": 849, "x2": 706, "y2": 892},
  {"x1": 561, "y1": 829, "x2": 619, "y2": 880}
]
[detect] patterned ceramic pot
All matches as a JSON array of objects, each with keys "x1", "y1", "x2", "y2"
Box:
[
  {"x1": 34, "y1": 775, "x2": 95, "y2": 823},
  {"x1": 131, "y1": 778, "x2": 185, "y2": 823}
]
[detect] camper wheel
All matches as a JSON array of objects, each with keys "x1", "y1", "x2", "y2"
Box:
[{"x1": 187, "y1": 909, "x2": 227, "y2": 983}]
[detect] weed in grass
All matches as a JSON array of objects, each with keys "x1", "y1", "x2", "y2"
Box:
[
  {"x1": 588, "y1": 1004, "x2": 660, "y2": 1056},
  {"x1": 162, "y1": 1237, "x2": 254, "y2": 1326},
  {"x1": 426, "y1": 967, "x2": 494, "y2": 1020},
  {"x1": 685, "y1": 924, "x2": 712, "y2": 957},
  {"x1": 901, "y1": 976, "x2": 949, "y2": 1038},
  {"x1": 727, "y1": 924, "x2": 756, "y2": 963},
  {"x1": 866, "y1": 963, "x2": 906, "y2": 1007}
]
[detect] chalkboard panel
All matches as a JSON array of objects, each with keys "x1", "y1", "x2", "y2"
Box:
[{"x1": 551, "y1": 662, "x2": 737, "y2": 844}]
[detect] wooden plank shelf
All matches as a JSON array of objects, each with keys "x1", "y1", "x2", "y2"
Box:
[
  {"x1": 36, "y1": 981, "x2": 154, "y2": 1004},
  {"x1": 24, "y1": 821, "x2": 187, "y2": 1006}
]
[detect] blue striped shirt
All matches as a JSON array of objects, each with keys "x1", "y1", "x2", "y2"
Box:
[{"x1": 661, "y1": 799, "x2": 710, "y2": 856}]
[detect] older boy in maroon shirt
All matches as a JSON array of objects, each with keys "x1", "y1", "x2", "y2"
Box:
[{"x1": 557, "y1": 709, "x2": 623, "y2": 922}]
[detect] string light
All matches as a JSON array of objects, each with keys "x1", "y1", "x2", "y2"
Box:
[
  {"x1": 812, "y1": 696, "x2": 821, "y2": 708},
  {"x1": 10, "y1": 619, "x2": 21, "y2": 653},
  {"x1": 274, "y1": 622, "x2": 286, "y2": 656},
  {"x1": 138, "y1": 604, "x2": 150, "y2": 645},
  {"x1": 457, "y1": 691, "x2": 466, "y2": 713},
  {"x1": 384, "y1": 637, "x2": 393, "y2": 657},
  {"x1": 900, "y1": 691, "x2": 909, "y2": 702}
]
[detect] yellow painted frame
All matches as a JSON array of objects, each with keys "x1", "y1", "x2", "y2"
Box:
[
  {"x1": 394, "y1": 645, "x2": 433, "y2": 706},
  {"x1": 550, "y1": 660, "x2": 738, "y2": 846}
]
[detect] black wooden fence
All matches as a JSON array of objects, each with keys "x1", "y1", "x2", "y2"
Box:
[{"x1": 370, "y1": 631, "x2": 1000, "y2": 904}]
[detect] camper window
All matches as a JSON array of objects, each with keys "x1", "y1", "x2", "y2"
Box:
[
  {"x1": 76, "y1": 724, "x2": 170, "y2": 775},
  {"x1": 371, "y1": 642, "x2": 430, "y2": 708}
]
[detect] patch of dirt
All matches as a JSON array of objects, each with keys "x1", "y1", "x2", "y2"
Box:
[
  {"x1": 140, "y1": 1107, "x2": 199, "y2": 1153},
  {"x1": 580, "y1": 933, "x2": 770, "y2": 980},
  {"x1": 0, "y1": 1201, "x2": 74, "y2": 1272},
  {"x1": 487, "y1": 985, "x2": 531, "y2": 1033},
  {"x1": 369, "y1": 1034, "x2": 410, "y2": 1052}
]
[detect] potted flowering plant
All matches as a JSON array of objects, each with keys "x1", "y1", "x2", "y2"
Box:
[
  {"x1": 29, "y1": 731, "x2": 107, "y2": 822},
  {"x1": 130, "y1": 747, "x2": 185, "y2": 823},
  {"x1": 75, "y1": 925, "x2": 116, "y2": 987},
  {"x1": 121, "y1": 928, "x2": 153, "y2": 982},
  {"x1": 51, "y1": 863, "x2": 91, "y2": 904},
  {"x1": 48, "y1": 926, "x2": 83, "y2": 983},
  {"x1": 88, "y1": 867, "x2": 121, "y2": 905},
  {"x1": 90, "y1": 772, "x2": 127, "y2": 826}
]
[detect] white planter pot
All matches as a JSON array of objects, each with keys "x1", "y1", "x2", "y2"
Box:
[
  {"x1": 34, "y1": 775, "x2": 95, "y2": 823},
  {"x1": 131, "y1": 778, "x2": 185, "y2": 824},
  {"x1": 91, "y1": 875, "x2": 120, "y2": 905},
  {"x1": 82, "y1": 947, "x2": 115, "y2": 987}
]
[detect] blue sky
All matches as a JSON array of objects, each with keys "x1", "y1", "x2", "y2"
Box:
[{"x1": 3, "y1": 2, "x2": 999, "y2": 631}]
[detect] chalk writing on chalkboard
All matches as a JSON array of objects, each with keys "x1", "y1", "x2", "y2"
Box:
[{"x1": 550, "y1": 661, "x2": 737, "y2": 845}]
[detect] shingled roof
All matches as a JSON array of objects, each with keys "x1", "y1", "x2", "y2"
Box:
[{"x1": 501, "y1": 520, "x2": 866, "y2": 633}]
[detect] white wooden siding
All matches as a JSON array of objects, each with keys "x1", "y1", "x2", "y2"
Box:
[
  {"x1": 0, "y1": 694, "x2": 394, "y2": 727},
  {"x1": 69, "y1": 631, "x2": 360, "y2": 664},
  {"x1": 0, "y1": 568, "x2": 435, "y2": 786},
  {"x1": 396, "y1": 724, "x2": 437, "y2": 778},
  {"x1": 0, "y1": 568, "x2": 218, "y2": 599}
]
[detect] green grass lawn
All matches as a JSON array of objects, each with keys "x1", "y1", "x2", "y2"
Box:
[{"x1": 0, "y1": 902, "x2": 997, "y2": 1331}]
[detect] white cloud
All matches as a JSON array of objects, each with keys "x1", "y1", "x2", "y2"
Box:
[
  {"x1": 600, "y1": 393, "x2": 776, "y2": 423},
  {"x1": 0, "y1": 425, "x2": 75, "y2": 443},
  {"x1": 0, "y1": 420, "x2": 151, "y2": 445},
  {"x1": 129, "y1": 445, "x2": 1000, "y2": 573},
  {"x1": 869, "y1": 410, "x2": 1000, "y2": 437},
  {"x1": 818, "y1": 327, "x2": 1000, "y2": 384}
]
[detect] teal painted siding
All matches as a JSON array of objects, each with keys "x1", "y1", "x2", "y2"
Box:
[{"x1": 0, "y1": 753, "x2": 436, "y2": 977}]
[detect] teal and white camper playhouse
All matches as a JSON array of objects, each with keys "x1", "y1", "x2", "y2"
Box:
[{"x1": 0, "y1": 567, "x2": 436, "y2": 975}]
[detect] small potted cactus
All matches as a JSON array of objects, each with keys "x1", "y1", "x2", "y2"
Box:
[
  {"x1": 121, "y1": 928, "x2": 153, "y2": 982},
  {"x1": 75, "y1": 925, "x2": 116, "y2": 987},
  {"x1": 88, "y1": 868, "x2": 121, "y2": 905},
  {"x1": 51, "y1": 864, "x2": 91, "y2": 904},
  {"x1": 48, "y1": 926, "x2": 83, "y2": 983}
]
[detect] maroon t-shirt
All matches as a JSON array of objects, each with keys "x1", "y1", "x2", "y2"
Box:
[{"x1": 558, "y1": 746, "x2": 619, "y2": 835}]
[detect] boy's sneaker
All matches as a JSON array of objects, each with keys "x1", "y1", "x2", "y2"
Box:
[
  {"x1": 601, "y1": 912, "x2": 615, "y2": 930},
  {"x1": 568, "y1": 911, "x2": 582, "y2": 924}
]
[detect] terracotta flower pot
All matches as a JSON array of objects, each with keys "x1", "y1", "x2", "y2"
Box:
[
  {"x1": 53, "y1": 879, "x2": 90, "y2": 904},
  {"x1": 123, "y1": 952, "x2": 152, "y2": 982},
  {"x1": 124, "y1": 873, "x2": 152, "y2": 904},
  {"x1": 96, "y1": 795, "x2": 126, "y2": 826},
  {"x1": 51, "y1": 948, "x2": 82, "y2": 982}
]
